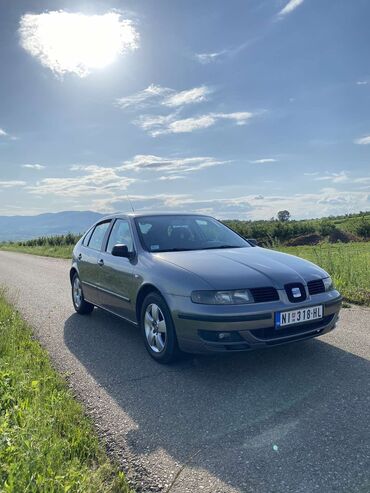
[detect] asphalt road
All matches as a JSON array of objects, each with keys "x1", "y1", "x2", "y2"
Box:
[{"x1": 0, "y1": 250, "x2": 369, "y2": 493}]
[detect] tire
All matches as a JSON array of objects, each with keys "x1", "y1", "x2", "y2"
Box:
[
  {"x1": 71, "y1": 273, "x2": 94, "y2": 315},
  {"x1": 140, "y1": 292, "x2": 180, "y2": 364}
]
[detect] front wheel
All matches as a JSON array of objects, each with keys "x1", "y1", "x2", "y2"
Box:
[
  {"x1": 72, "y1": 273, "x2": 94, "y2": 314},
  {"x1": 141, "y1": 292, "x2": 180, "y2": 364}
]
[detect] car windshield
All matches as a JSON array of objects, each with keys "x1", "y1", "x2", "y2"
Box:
[{"x1": 135, "y1": 215, "x2": 250, "y2": 252}]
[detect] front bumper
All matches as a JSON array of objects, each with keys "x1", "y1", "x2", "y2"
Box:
[{"x1": 166, "y1": 290, "x2": 342, "y2": 354}]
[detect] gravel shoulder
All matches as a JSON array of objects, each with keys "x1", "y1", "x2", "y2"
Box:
[{"x1": 0, "y1": 251, "x2": 369, "y2": 493}]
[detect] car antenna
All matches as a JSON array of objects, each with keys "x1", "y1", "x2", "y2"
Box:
[{"x1": 126, "y1": 195, "x2": 135, "y2": 212}]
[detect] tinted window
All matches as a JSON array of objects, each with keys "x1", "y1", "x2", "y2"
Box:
[
  {"x1": 106, "y1": 219, "x2": 134, "y2": 254},
  {"x1": 135, "y1": 215, "x2": 249, "y2": 252},
  {"x1": 88, "y1": 222, "x2": 110, "y2": 251}
]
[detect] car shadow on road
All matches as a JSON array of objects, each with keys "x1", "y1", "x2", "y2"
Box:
[{"x1": 64, "y1": 308, "x2": 370, "y2": 493}]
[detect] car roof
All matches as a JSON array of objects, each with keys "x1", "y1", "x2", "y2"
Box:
[{"x1": 99, "y1": 211, "x2": 212, "y2": 221}]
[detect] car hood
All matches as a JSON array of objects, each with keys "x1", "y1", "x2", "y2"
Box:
[{"x1": 155, "y1": 247, "x2": 328, "y2": 290}]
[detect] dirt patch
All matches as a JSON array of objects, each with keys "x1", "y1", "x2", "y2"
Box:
[
  {"x1": 286, "y1": 233, "x2": 323, "y2": 246},
  {"x1": 328, "y1": 229, "x2": 360, "y2": 243}
]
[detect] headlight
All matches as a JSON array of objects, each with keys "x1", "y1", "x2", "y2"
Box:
[
  {"x1": 191, "y1": 289, "x2": 251, "y2": 305},
  {"x1": 323, "y1": 277, "x2": 334, "y2": 291}
]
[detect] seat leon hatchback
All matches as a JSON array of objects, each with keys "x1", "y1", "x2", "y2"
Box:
[{"x1": 70, "y1": 213, "x2": 342, "y2": 363}]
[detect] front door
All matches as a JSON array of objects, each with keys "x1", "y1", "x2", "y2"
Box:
[{"x1": 98, "y1": 218, "x2": 136, "y2": 322}]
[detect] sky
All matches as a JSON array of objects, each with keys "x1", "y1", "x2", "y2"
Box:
[{"x1": 0, "y1": 0, "x2": 369, "y2": 220}]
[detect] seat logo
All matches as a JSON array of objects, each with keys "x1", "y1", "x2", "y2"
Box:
[{"x1": 292, "y1": 287, "x2": 301, "y2": 298}]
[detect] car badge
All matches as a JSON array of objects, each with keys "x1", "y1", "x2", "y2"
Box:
[{"x1": 292, "y1": 287, "x2": 301, "y2": 298}]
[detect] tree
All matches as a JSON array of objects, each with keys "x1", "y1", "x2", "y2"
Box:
[
  {"x1": 277, "y1": 210, "x2": 291, "y2": 222},
  {"x1": 355, "y1": 218, "x2": 370, "y2": 239},
  {"x1": 318, "y1": 220, "x2": 336, "y2": 236}
]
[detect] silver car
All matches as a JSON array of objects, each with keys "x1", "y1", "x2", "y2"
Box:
[{"x1": 70, "y1": 213, "x2": 342, "y2": 363}]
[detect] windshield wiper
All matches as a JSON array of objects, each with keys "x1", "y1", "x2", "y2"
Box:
[
  {"x1": 156, "y1": 247, "x2": 195, "y2": 252},
  {"x1": 202, "y1": 245, "x2": 243, "y2": 250}
]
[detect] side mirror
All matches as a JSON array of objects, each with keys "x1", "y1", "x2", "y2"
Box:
[
  {"x1": 111, "y1": 244, "x2": 134, "y2": 258},
  {"x1": 246, "y1": 238, "x2": 258, "y2": 247}
]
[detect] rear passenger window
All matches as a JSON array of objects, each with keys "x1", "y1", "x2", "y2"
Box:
[{"x1": 88, "y1": 222, "x2": 110, "y2": 251}]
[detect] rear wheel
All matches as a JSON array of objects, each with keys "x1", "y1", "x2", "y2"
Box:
[
  {"x1": 141, "y1": 292, "x2": 180, "y2": 364},
  {"x1": 72, "y1": 273, "x2": 94, "y2": 314}
]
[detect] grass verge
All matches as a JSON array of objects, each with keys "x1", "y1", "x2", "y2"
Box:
[
  {"x1": 278, "y1": 242, "x2": 370, "y2": 306},
  {"x1": 0, "y1": 293, "x2": 133, "y2": 492},
  {"x1": 0, "y1": 244, "x2": 73, "y2": 259}
]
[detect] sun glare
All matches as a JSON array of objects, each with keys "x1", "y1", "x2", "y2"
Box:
[{"x1": 19, "y1": 11, "x2": 139, "y2": 77}]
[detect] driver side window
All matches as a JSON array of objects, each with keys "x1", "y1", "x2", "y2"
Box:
[{"x1": 106, "y1": 219, "x2": 134, "y2": 254}]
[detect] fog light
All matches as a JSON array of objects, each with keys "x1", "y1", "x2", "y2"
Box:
[
  {"x1": 218, "y1": 332, "x2": 231, "y2": 340},
  {"x1": 198, "y1": 330, "x2": 244, "y2": 343}
]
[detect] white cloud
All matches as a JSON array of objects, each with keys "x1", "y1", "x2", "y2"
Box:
[
  {"x1": 120, "y1": 154, "x2": 229, "y2": 174},
  {"x1": 0, "y1": 180, "x2": 26, "y2": 188},
  {"x1": 116, "y1": 84, "x2": 171, "y2": 110},
  {"x1": 354, "y1": 135, "x2": 370, "y2": 145},
  {"x1": 116, "y1": 84, "x2": 211, "y2": 110},
  {"x1": 19, "y1": 11, "x2": 139, "y2": 77},
  {"x1": 278, "y1": 0, "x2": 304, "y2": 17},
  {"x1": 27, "y1": 164, "x2": 136, "y2": 197},
  {"x1": 250, "y1": 158, "x2": 277, "y2": 164},
  {"x1": 166, "y1": 115, "x2": 216, "y2": 134},
  {"x1": 135, "y1": 111, "x2": 254, "y2": 136},
  {"x1": 117, "y1": 85, "x2": 254, "y2": 136},
  {"x1": 133, "y1": 113, "x2": 177, "y2": 135},
  {"x1": 195, "y1": 51, "x2": 225, "y2": 64},
  {"x1": 158, "y1": 175, "x2": 186, "y2": 181},
  {"x1": 21, "y1": 164, "x2": 45, "y2": 170},
  {"x1": 314, "y1": 171, "x2": 349, "y2": 184},
  {"x1": 356, "y1": 80, "x2": 369, "y2": 86},
  {"x1": 0, "y1": 128, "x2": 8, "y2": 137},
  {"x1": 163, "y1": 86, "x2": 211, "y2": 107},
  {"x1": 354, "y1": 176, "x2": 370, "y2": 184}
]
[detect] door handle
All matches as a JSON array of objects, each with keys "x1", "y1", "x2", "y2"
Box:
[
  {"x1": 78, "y1": 253, "x2": 82, "y2": 260},
  {"x1": 98, "y1": 258, "x2": 104, "y2": 267}
]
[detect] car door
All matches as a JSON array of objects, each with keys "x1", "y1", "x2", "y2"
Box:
[
  {"x1": 78, "y1": 220, "x2": 112, "y2": 305},
  {"x1": 98, "y1": 218, "x2": 136, "y2": 322}
]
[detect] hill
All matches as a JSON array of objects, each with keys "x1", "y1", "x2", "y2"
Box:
[{"x1": 0, "y1": 211, "x2": 105, "y2": 241}]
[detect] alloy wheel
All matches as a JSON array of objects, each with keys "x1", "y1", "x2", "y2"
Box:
[{"x1": 144, "y1": 303, "x2": 167, "y2": 353}]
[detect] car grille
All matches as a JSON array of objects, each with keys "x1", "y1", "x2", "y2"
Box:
[
  {"x1": 250, "y1": 287, "x2": 279, "y2": 303},
  {"x1": 307, "y1": 279, "x2": 325, "y2": 295}
]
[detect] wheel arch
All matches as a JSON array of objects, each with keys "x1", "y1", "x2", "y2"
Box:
[
  {"x1": 135, "y1": 283, "x2": 162, "y2": 323},
  {"x1": 69, "y1": 266, "x2": 78, "y2": 284}
]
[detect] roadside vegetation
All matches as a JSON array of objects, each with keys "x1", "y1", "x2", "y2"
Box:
[
  {"x1": 0, "y1": 212, "x2": 368, "y2": 305},
  {"x1": 225, "y1": 211, "x2": 370, "y2": 246},
  {"x1": 0, "y1": 293, "x2": 132, "y2": 493},
  {"x1": 278, "y1": 242, "x2": 370, "y2": 306},
  {"x1": 0, "y1": 233, "x2": 79, "y2": 258}
]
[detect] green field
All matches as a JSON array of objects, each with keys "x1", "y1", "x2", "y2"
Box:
[
  {"x1": 278, "y1": 242, "x2": 370, "y2": 305},
  {"x1": 0, "y1": 293, "x2": 132, "y2": 493}
]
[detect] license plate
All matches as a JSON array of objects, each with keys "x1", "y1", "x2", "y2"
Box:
[{"x1": 275, "y1": 305, "x2": 323, "y2": 328}]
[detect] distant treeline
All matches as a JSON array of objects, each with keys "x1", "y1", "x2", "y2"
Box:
[
  {"x1": 8, "y1": 233, "x2": 81, "y2": 248},
  {"x1": 2, "y1": 212, "x2": 370, "y2": 248},
  {"x1": 224, "y1": 212, "x2": 370, "y2": 246}
]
